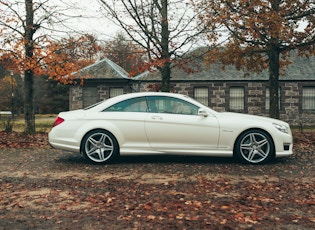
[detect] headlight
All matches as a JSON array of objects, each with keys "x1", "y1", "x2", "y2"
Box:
[{"x1": 273, "y1": 123, "x2": 288, "y2": 133}]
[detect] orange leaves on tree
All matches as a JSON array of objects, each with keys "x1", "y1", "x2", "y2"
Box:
[
  {"x1": 101, "y1": 33, "x2": 147, "y2": 77},
  {"x1": 0, "y1": 34, "x2": 99, "y2": 85},
  {"x1": 197, "y1": 0, "x2": 315, "y2": 72},
  {"x1": 0, "y1": 75, "x2": 17, "y2": 110},
  {"x1": 129, "y1": 57, "x2": 170, "y2": 77}
]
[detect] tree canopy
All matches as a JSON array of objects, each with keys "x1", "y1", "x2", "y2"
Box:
[{"x1": 195, "y1": 0, "x2": 315, "y2": 118}]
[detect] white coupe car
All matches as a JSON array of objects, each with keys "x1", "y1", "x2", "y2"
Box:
[{"x1": 48, "y1": 92, "x2": 293, "y2": 164}]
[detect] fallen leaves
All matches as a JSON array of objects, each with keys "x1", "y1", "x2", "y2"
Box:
[
  {"x1": 0, "y1": 130, "x2": 314, "y2": 229},
  {"x1": 293, "y1": 131, "x2": 315, "y2": 152},
  {"x1": 0, "y1": 131, "x2": 48, "y2": 148}
]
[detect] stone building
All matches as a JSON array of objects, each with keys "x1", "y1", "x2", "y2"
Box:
[{"x1": 69, "y1": 52, "x2": 315, "y2": 126}]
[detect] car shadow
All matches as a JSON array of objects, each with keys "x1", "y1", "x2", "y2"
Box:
[
  {"x1": 55, "y1": 153, "x2": 286, "y2": 166},
  {"x1": 117, "y1": 155, "x2": 238, "y2": 165},
  {"x1": 55, "y1": 154, "x2": 237, "y2": 165},
  {"x1": 55, "y1": 154, "x2": 87, "y2": 164},
  {"x1": 117, "y1": 155, "x2": 288, "y2": 165}
]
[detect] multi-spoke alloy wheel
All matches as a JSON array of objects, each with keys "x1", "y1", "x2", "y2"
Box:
[
  {"x1": 235, "y1": 130, "x2": 274, "y2": 164},
  {"x1": 81, "y1": 130, "x2": 118, "y2": 164}
]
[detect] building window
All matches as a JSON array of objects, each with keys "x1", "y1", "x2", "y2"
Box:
[
  {"x1": 230, "y1": 87, "x2": 244, "y2": 111},
  {"x1": 302, "y1": 87, "x2": 315, "y2": 110},
  {"x1": 194, "y1": 87, "x2": 209, "y2": 105},
  {"x1": 110, "y1": 88, "x2": 124, "y2": 98},
  {"x1": 265, "y1": 88, "x2": 281, "y2": 110}
]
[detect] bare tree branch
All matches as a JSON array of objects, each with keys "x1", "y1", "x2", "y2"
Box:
[{"x1": 97, "y1": 0, "x2": 211, "y2": 91}]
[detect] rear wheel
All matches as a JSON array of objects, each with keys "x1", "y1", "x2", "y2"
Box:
[
  {"x1": 81, "y1": 130, "x2": 119, "y2": 164},
  {"x1": 234, "y1": 129, "x2": 274, "y2": 164}
]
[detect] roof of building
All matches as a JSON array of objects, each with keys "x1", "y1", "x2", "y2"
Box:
[
  {"x1": 75, "y1": 50, "x2": 315, "y2": 81},
  {"x1": 134, "y1": 50, "x2": 315, "y2": 81},
  {"x1": 72, "y1": 58, "x2": 129, "y2": 79}
]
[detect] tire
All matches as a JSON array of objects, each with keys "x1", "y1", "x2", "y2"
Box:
[
  {"x1": 234, "y1": 129, "x2": 275, "y2": 164},
  {"x1": 81, "y1": 129, "x2": 119, "y2": 164}
]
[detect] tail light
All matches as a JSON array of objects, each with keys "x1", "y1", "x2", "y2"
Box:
[{"x1": 53, "y1": 117, "x2": 65, "y2": 127}]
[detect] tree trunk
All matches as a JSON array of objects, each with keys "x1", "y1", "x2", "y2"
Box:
[
  {"x1": 268, "y1": 1, "x2": 281, "y2": 119},
  {"x1": 160, "y1": 0, "x2": 171, "y2": 92},
  {"x1": 24, "y1": 0, "x2": 36, "y2": 133},
  {"x1": 268, "y1": 43, "x2": 280, "y2": 119},
  {"x1": 160, "y1": 62, "x2": 171, "y2": 92},
  {"x1": 24, "y1": 69, "x2": 35, "y2": 133}
]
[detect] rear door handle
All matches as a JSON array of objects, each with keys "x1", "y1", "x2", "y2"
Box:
[{"x1": 151, "y1": 116, "x2": 163, "y2": 120}]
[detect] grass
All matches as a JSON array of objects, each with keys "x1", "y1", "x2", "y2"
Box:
[{"x1": 0, "y1": 114, "x2": 56, "y2": 133}]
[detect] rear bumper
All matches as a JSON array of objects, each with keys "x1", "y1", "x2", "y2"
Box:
[
  {"x1": 49, "y1": 141, "x2": 80, "y2": 153},
  {"x1": 48, "y1": 130, "x2": 80, "y2": 153}
]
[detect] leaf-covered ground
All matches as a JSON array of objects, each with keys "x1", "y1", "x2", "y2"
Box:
[
  {"x1": 0, "y1": 131, "x2": 314, "y2": 229},
  {"x1": 0, "y1": 131, "x2": 48, "y2": 148}
]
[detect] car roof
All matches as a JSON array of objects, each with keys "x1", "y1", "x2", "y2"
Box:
[
  {"x1": 109, "y1": 92, "x2": 188, "y2": 103},
  {"x1": 120, "y1": 92, "x2": 186, "y2": 98}
]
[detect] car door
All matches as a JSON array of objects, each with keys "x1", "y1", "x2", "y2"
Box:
[
  {"x1": 102, "y1": 96, "x2": 150, "y2": 152},
  {"x1": 144, "y1": 96, "x2": 220, "y2": 153}
]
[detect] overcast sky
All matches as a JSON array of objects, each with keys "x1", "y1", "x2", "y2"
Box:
[{"x1": 64, "y1": 0, "x2": 122, "y2": 41}]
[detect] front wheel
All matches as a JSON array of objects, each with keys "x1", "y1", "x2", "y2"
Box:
[
  {"x1": 81, "y1": 130, "x2": 119, "y2": 164},
  {"x1": 234, "y1": 129, "x2": 275, "y2": 164}
]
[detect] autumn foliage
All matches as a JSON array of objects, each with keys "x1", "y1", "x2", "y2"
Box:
[
  {"x1": 1, "y1": 34, "x2": 100, "y2": 84},
  {"x1": 100, "y1": 33, "x2": 147, "y2": 77},
  {"x1": 195, "y1": 0, "x2": 315, "y2": 118},
  {"x1": 0, "y1": 75, "x2": 16, "y2": 110},
  {"x1": 196, "y1": 0, "x2": 315, "y2": 65}
]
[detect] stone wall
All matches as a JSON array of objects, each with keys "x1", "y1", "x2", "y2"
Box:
[
  {"x1": 247, "y1": 82, "x2": 265, "y2": 116},
  {"x1": 210, "y1": 83, "x2": 227, "y2": 112},
  {"x1": 69, "y1": 86, "x2": 83, "y2": 110},
  {"x1": 70, "y1": 82, "x2": 134, "y2": 110},
  {"x1": 281, "y1": 82, "x2": 300, "y2": 124}
]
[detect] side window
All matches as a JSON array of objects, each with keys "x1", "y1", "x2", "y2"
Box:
[
  {"x1": 104, "y1": 97, "x2": 148, "y2": 112},
  {"x1": 146, "y1": 96, "x2": 199, "y2": 115}
]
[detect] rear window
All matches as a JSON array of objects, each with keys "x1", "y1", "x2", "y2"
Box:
[
  {"x1": 84, "y1": 101, "x2": 104, "y2": 110},
  {"x1": 103, "y1": 97, "x2": 148, "y2": 112}
]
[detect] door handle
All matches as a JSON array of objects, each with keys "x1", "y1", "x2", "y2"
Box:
[{"x1": 151, "y1": 116, "x2": 163, "y2": 120}]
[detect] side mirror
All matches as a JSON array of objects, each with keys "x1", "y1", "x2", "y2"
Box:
[{"x1": 198, "y1": 108, "x2": 208, "y2": 117}]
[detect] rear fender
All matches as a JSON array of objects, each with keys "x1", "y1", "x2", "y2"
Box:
[{"x1": 74, "y1": 121, "x2": 125, "y2": 150}]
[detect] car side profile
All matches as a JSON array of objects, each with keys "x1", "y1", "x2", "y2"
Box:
[{"x1": 48, "y1": 92, "x2": 293, "y2": 164}]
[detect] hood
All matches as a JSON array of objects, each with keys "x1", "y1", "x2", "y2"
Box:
[{"x1": 220, "y1": 112, "x2": 289, "y2": 126}]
